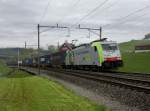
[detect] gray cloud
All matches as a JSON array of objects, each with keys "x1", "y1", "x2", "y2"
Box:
[{"x1": 0, "y1": 0, "x2": 150, "y2": 48}]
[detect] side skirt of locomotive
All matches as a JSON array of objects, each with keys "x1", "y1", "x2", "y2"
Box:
[
  {"x1": 102, "y1": 60, "x2": 123, "y2": 69},
  {"x1": 65, "y1": 65, "x2": 103, "y2": 71},
  {"x1": 65, "y1": 60, "x2": 123, "y2": 71}
]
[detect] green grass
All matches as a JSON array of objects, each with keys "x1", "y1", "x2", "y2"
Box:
[
  {"x1": 0, "y1": 64, "x2": 109, "y2": 111},
  {"x1": 118, "y1": 52, "x2": 150, "y2": 73},
  {"x1": 118, "y1": 39, "x2": 150, "y2": 73}
]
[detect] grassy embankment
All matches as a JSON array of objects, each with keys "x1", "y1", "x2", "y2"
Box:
[
  {"x1": 0, "y1": 60, "x2": 12, "y2": 76},
  {"x1": 118, "y1": 40, "x2": 150, "y2": 73},
  {"x1": 0, "y1": 62, "x2": 109, "y2": 111}
]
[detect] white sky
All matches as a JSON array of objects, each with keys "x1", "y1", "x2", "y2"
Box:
[{"x1": 0, "y1": 0, "x2": 150, "y2": 48}]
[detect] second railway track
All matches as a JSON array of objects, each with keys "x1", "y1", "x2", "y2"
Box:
[{"x1": 21, "y1": 67, "x2": 150, "y2": 93}]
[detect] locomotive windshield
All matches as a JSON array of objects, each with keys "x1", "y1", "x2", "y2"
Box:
[{"x1": 102, "y1": 43, "x2": 118, "y2": 50}]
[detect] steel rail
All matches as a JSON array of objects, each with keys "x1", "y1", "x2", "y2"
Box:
[
  {"x1": 46, "y1": 68, "x2": 150, "y2": 93},
  {"x1": 20, "y1": 67, "x2": 150, "y2": 93},
  {"x1": 64, "y1": 69, "x2": 150, "y2": 82}
]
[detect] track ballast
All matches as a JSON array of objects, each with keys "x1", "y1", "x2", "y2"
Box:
[{"x1": 20, "y1": 67, "x2": 150, "y2": 93}]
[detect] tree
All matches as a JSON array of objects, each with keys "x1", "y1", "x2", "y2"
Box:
[
  {"x1": 48, "y1": 45, "x2": 58, "y2": 53},
  {"x1": 144, "y1": 33, "x2": 150, "y2": 40}
]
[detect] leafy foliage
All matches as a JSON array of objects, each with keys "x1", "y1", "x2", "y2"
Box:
[
  {"x1": 0, "y1": 60, "x2": 12, "y2": 76},
  {"x1": 48, "y1": 45, "x2": 58, "y2": 53}
]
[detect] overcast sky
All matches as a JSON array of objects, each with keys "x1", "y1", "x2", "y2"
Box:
[{"x1": 0, "y1": 0, "x2": 150, "y2": 48}]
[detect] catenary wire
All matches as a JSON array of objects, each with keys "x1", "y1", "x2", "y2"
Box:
[
  {"x1": 57, "y1": 0, "x2": 81, "y2": 24},
  {"x1": 103, "y1": 4, "x2": 150, "y2": 28},
  {"x1": 74, "y1": 0, "x2": 110, "y2": 25},
  {"x1": 39, "y1": 0, "x2": 52, "y2": 24}
]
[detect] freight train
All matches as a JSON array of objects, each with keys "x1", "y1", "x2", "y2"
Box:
[{"x1": 22, "y1": 39, "x2": 123, "y2": 70}]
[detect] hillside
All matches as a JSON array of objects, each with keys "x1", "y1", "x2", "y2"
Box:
[
  {"x1": 118, "y1": 52, "x2": 150, "y2": 73},
  {"x1": 119, "y1": 40, "x2": 150, "y2": 53},
  {"x1": 118, "y1": 40, "x2": 150, "y2": 73},
  {"x1": 0, "y1": 48, "x2": 51, "y2": 63},
  {"x1": 0, "y1": 48, "x2": 19, "y2": 57},
  {"x1": 0, "y1": 48, "x2": 33, "y2": 57}
]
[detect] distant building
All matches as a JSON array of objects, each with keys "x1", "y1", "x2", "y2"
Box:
[
  {"x1": 144, "y1": 33, "x2": 150, "y2": 40},
  {"x1": 59, "y1": 41, "x2": 75, "y2": 52},
  {"x1": 135, "y1": 44, "x2": 150, "y2": 53}
]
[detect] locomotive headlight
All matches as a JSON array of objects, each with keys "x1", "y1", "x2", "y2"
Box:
[{"x1": 117, "y1": 57, "x2": 121, "y2": 60}]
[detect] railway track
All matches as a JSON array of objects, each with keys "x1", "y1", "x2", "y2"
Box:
[{"x1": 21, "y1": 67, "x2": 150, "y2": 93}]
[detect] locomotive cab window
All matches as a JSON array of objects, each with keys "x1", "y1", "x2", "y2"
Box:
[
  {"x1": 102, "y1": 43, "x2": 118, "y2": 50},
  {"x1": 94, "y1": 46, "x2": 97, "y2": 52}
]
